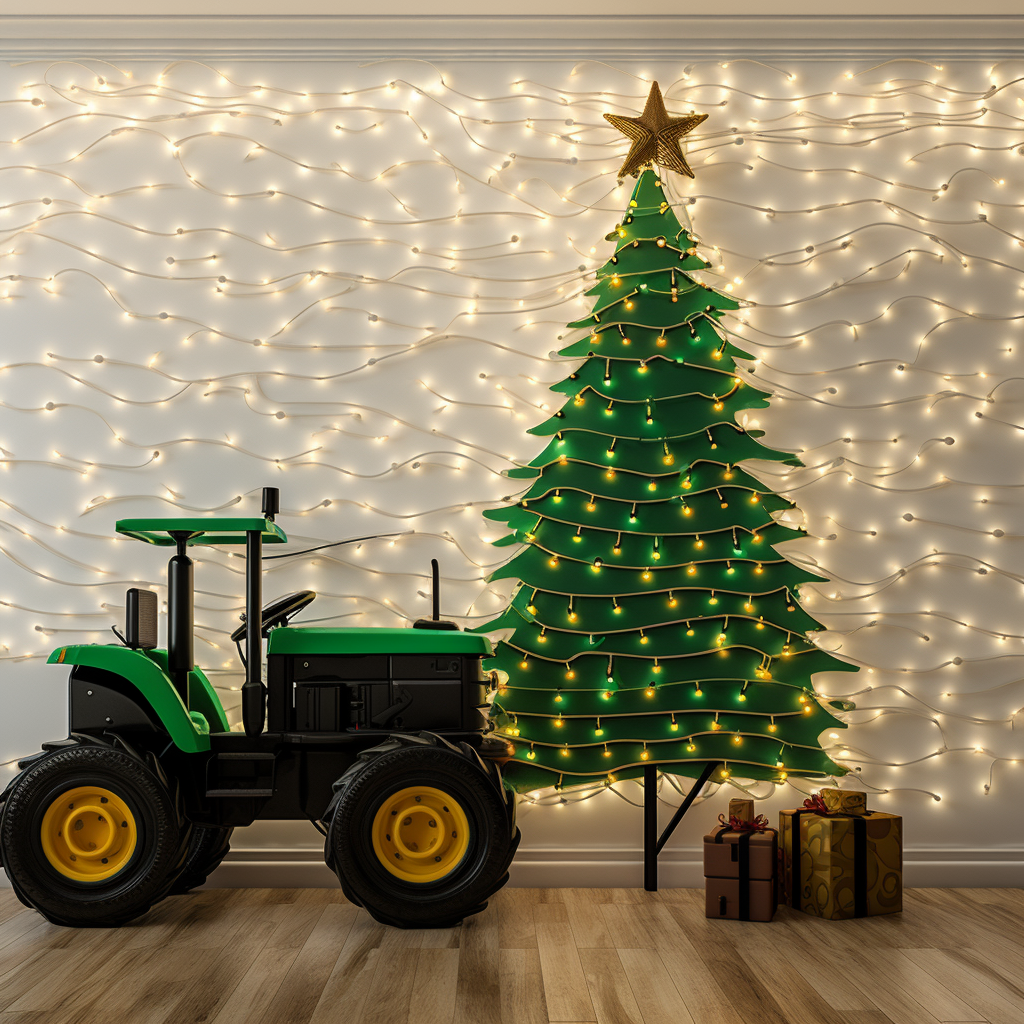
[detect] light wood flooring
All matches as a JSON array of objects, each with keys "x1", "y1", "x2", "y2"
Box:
[{"x1": 1, "y1": 886, "x2": 1022, "y2": 1024}]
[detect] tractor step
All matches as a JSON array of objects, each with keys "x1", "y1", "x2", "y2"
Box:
[{"x1": 205, "y1": 751, "x2": 276, "y2": 799}]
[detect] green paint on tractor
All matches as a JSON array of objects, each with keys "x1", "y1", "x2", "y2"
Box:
[{"x1": 267, "y1": 627, "x2": 492, "y2": 657}]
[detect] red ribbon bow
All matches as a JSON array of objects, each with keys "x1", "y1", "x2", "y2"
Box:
[
  {"x1": 802, "y1": 794, "x2": 830, "y2": 815},
  {"x1": 717, "y1": 812, "x2": 771, "y2": 833}
]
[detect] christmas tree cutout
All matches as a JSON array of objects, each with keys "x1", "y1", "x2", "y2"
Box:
[{"x1": 477, "y1": 163, "x2": 856, "y2": 793}]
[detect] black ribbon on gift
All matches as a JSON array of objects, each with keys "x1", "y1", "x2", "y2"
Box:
[
  {"x1": 853, "y1": 816, "x2": 868, "y2": 918},
  {"x1": 789, "y1": 808, "x2": 874, "y2": 917},
  {"x1": 713, "y1": 823, "x2": 778, "y2": 921}
]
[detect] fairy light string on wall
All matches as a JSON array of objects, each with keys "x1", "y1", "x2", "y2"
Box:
[{"x1": 0, "y1": 58, "x2": 1021, "y2": 835}]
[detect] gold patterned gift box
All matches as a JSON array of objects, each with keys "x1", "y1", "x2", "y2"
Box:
[
  {"x1": 727, "y1": 798, "x2": 755, "y2": 823},
  {"x1": 819, "y1": 787, "x2": 868, "y2": 817},
  {"x1": 779, "y1": 796, "x2": 902, "y2": 920}
]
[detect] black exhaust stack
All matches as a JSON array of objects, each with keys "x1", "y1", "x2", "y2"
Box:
[
  {"x1": 242, "y1": 486, "x2": 278, "y2": 736},
  {"x1": 413, "y1": 558, "x2": 459, "y2": 631},
  {"x1": 167, "y1": 532, "x2": 194, "y2": 706}
]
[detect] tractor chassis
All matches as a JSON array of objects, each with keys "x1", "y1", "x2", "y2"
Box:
[{"x1": 164, "y1": 728, "x2": 490, "y2": 828}]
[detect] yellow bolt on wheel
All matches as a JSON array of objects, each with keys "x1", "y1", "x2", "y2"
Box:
[
  {"x1": 371, "y1": 786, "x2": 470, "y2": 884},
  {"x1": 40, "y1": 786, "x2": 138, "y2": 883}
]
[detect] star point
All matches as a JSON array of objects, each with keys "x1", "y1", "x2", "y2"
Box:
[{"x1": 604, "y1": 81, "x2": 708, "y2": 180}]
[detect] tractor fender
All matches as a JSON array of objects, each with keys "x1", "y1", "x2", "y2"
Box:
[{"x1": 47, "y1": 645, "x2": 213, "y2": 753}]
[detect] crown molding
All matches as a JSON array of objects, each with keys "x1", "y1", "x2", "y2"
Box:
[{"x1": 1, "y1": 15, "x2": 1023, "y2": 60}]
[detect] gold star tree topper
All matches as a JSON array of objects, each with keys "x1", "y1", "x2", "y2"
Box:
[{"x1": 604, "y1": 81, "x2": 707, "y2": 180}]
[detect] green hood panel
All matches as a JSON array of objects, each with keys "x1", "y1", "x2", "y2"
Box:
[
  {"x1": 48, "y1": 645, "x2": 225, "y2": 752},
  {"x1": 267, "y1": 627, "x2": 492, "y2": 657}
]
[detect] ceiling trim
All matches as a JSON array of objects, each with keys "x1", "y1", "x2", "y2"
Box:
[{"x1": 2, "y1": 15, "x2": 1023, "y2": 60}]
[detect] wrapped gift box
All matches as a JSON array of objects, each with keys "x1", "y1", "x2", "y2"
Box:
[
  {"x1": 780, "y1": 801, "x2": 902, "y2": 920},
  {"x1": 705, "y1": 877, "x2": 777, "y2": 922},
  {"x1": 727, "y1": 798, "x2": 755, "y2": 823},
  {"x1": 703, "y1": 820, "x2": 778, "y2": 922},
  {"x1": 820, "y1": 787, "x2": 868, "y2": 817}
]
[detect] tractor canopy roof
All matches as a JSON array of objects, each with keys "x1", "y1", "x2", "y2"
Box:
[
  {"x1": 115, "y1": 517, "x2": 287, "y2": 546},
  {"x1": 267, "y1": 627, "x2": 492, "y2": 657}
]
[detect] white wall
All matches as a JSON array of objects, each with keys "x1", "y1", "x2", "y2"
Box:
[{"x1": 1, "y1": 50, "x2": 1022, "y2": 887}]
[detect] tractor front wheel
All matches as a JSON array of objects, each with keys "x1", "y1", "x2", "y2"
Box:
[
  {"x1": 324, "y1": 733, "x2": 519, "y2": 929},
  {"x1": 0, "y1": 742, "x2": 190, "y2": 927}
]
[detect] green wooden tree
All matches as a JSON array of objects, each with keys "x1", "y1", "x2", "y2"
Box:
[{"x1": 476, "y1": 169, "x2": 856, "y2": 793}]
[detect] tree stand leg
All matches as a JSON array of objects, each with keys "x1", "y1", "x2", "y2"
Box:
[{"x1": 643, "y1": 761, "x2": 720, "y2": 892}]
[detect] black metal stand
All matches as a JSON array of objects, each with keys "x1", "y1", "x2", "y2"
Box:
[{"x1": 643, "y1": 761, "x2": 720, "y2": 891}]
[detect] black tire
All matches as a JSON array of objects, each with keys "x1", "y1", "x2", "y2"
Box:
[
  {"x1": 324, "y1": 733, "x2": 519, "y2": 929},
  {"x1": 0, "y1": 741, "x2": 191, "y2": 927},
  {"x1": 169, "y1": 824, "x2": 233, "y2": 895}
]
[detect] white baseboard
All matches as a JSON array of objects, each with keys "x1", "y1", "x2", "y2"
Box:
[
  {"x1": 4, "y1": 846, "x2": 1021, "y2": 890},
  {"x1": 196, "y1": 845, "x2": 1024, "y2": 889}
]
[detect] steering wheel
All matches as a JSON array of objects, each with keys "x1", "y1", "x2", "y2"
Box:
[{"x1": 230, "y1": 590, "x2": 317, "y2": 643}]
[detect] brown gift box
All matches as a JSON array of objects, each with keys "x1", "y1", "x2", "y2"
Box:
[
  {"x1": 779, "y1": 808, "x2": 902, "y2": 920},
  {"x1": 706, "y1": 878, "x2": 778, "y2": 922},
  {"x1": 728, "y1": 798, "x2": 755, "y2": 822},
  {"x1": 703, "y1": 824, "x2": 778, "y2": 922}
]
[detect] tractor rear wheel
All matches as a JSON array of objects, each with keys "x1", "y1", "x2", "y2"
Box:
[
  {"x1": 169, "y1": 824, "x2": 233, "y2": 895},
  {"x1": 0, "y1": 742, "x2": 190, "y2": 927},
  {"x1": 324, "y1": 733, "x2": 519, "y2": 929}
]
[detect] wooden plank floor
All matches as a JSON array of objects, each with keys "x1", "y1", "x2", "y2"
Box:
[{"x1": 1, "y1": 887, "x2": 1022, "y2": 1024}]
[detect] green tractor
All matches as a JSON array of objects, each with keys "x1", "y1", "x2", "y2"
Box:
[{"x1": 0, "y1": 488, "x2": 518, "y2": 929}]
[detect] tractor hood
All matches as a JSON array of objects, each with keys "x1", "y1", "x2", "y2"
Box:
[{"x1": 267, "y1": 627, "x2": 492, "y2": 657}]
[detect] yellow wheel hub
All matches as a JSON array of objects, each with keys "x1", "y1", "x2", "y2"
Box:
[
  {"x1": 40, "y1": 786, "x2": 138, "y2": 883},
  {"x1": 371, "y1": 786, "x2": 470, "y2": 884}
]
